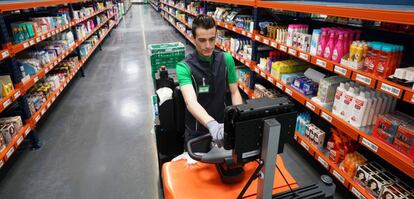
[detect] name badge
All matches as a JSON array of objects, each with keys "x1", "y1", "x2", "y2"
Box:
[{"x1": 198, "y1": 85, "x2": 210, "y2": 93}]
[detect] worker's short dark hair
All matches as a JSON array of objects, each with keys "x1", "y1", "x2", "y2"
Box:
[{"x1": 192, "y1": 14, "x2": 216, "y2": 38}]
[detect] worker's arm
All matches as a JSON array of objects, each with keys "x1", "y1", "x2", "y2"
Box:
[
  {"x1": 229, "y1": 83, "x2": 243, "y2": 105},
  {"x1": 180, "y1": 84, "x2": 214, "y2": 127},
  {"x1": 224, "y1": 52, "x2": 243, "y2": 105}
]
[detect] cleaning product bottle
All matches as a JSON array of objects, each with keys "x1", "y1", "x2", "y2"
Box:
[
  {"x1": 350, "y1": 91, "x2": 370, "y2": 128},
  {"x1": 332, "y1": 32, "x2": 345, "y2": 63},
  {"x1": 317, "y1": 28, "x2": 328, "y2": 56},
  {"x1": 323, "y1": 31, "x2": 336, "y2": 60},
  {"x1": 342, "y1": 86, "x2": 359, "y2": 122},
  {"x1": 332, "y1": 82, "x2": 348, "y2": 117}
]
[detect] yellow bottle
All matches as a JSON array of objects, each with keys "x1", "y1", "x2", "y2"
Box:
[
  {"x1": 348, "y1": 41, "x2": 357, "y2": 61},
  {"x1": 355, "y1": 43, "x2": 364, "y2": 63}
]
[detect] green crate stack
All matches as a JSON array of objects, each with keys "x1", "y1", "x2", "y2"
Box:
[{"x1": 148, "y1": 42, "x2": 185, "y2": 79}]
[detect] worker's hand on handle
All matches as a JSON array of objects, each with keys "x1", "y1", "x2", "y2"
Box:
[{"x1": 206, "y1": 120, "x2": 224, "y2": 148}]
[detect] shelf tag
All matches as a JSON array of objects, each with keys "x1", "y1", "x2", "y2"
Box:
[
  {"x1": 333, "y1": 170, "x2": 345, "y2": 184},
  {"x1": 3, "y1": 99, "x2": 11, "y2": 108},
  {"x1": 35, "y1": 115, "x2": 40, "y2": 122},
  {"x1": 361, "y1": 137, "x2": 378, "y2": 152},
  {"x1": 288, "y1": 48, "x2": 297, "y2": 55},
  {"x1": 267, "y1": 76, "x2": 274, "y2": 84},
  {"x1": 411, "y1": 94, "x2": 414, "y2": 103},
  {"x1": 247, "y1": 33, "x2": 252, "y2": 38},
  {"x1": 0, "y1": 160, "x2": 4, "y2": 169},
  {"x1": 316, "y1": 59, "x2": 327, "y2": 68},
  {"x1": 41, "y1": 109, "x2": 46, "y2": 115},
  {"x1": 276, "y1": 82, "x2": 283, "y2": 90},
  {"x1": 355, "y1": 73, "x2": 371, "y2": 85},
  {"x1": 25, "y1": 127, "x2": 31, "y2": 136},
  {"x1": 271, "y1": 42, "x2": 277, "y2": 48},
  {"x1": 299, "y1": 52, "x2": 309, "y2": 61},
  {"x1": 232, "y1": 27, "x2": 236, "y2": 31},
  {"x1": 34, "y1": 76, "x2": 39, "y2": 83},
  {"x1": 317, "y1": 156, "x2": 329, "y2": 169},
  {"x1": 47, "y1": 102, "x2": 51, "y2": 108},
  {"x1": 300, "y1": 140, "x2": 309, "y2": 151},
  {"x1": 254, "y1": 67, "x2": 260, "y2": 74},
  {"x1": 47, "y1": 33, "x2": 51, "y2": 37},
  {"x1": 351, "y1": 187, "x2": 366, "y2": 199},
  {"x1": 14, "y1": 91, "x2": 21, "y2": 99},
  {"x1": 50, "y1": 65, "x2": 54, "y2": 70},
  {"x1": 29, "y1": 40, "x2": 35, "y2": 46},
  {"x1": 23, "y1": 42, "x2": 29, "y2": 48},
  {"x1": 332, "y1": 65, "x2": 346, "y2": 77},
  {"x1": 285, "y1": 88, "x2": 293, "y2": 96},
  {"x1": 52, "y1": 30, "x2": 56, "y2": 35},
  {"x1": 45, "y1": 68, "x2": 49, "y2": 73},
  {"x1": 224, "y1": 24, "x2": 228, "y2": 29},
  {"x1": 305, "y1": 101, "x2": 316, "y2": 111},
  {"x1": 279, "y1": 45, "x2": 287, "y2": 52},
  {"x1": 244, "y1": 88, "x2": 248, "y2": 94},
  {"x1": 242, "y1": 31, "x2": 246, "y2": 35},
  {"x1": 53, "y1": 96, "x2": 56, "y2": 101},
  {"x1": 321, "y1": 111, "x2": 332, "y2": 123},
  {"x1": 260, "y1": 71, "x2": 266, "y2": 78},
  {"x1": 36, "y1": 37, "x2": 41, "y2": 43},
  {"x1": 263, "y1": 39, "x2": 269, "y2": 45},
  {"x1": 380, "y1": 83, "x2": 401, "y2": 96},
  {"x1": 6, "y1": 147, "x2": 15, "y2": 159},
  {"x1": 16, "y1": 136, "x2": 24, "y2": 146},
  {"x1": 255, "y1": 35, "x2": 261, "y2": 41},
  {"x1": 294, "y1": 134, "x2": 298, "y2": 140},
  {"x1": 2, "y1": 50, "x2": 9, "y2": 58}
]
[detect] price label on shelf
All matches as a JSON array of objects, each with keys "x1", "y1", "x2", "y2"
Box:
[
  {"x1": 333, "y1": 170, "x2": 345, "y2": 184},
  {"x1": 14, "y1": 91, "x2": 21, "y2": 99},
  {"x1": 52, "y1": 30, "x2": 56, "y2": 35},
  {"x1": 316, "y1": 59, "x2": 327, "y2": 68},
  {"x1": 242, "y1": 31, "x2": 246, "y2": 36},
  {"x1": 380, "y1": 83, "x2": 401, "y2": 97},
  {"x1": 25, "y1": 127, "x2": 31, "y2": 136},
  {"x1": 294, "y1": 134, "x2": 297, "y2": 140},
  {"x1": 53, "y1": 96, "x2": 56, "y2": 101},
  {"x1": 54, "y1": 61, "x2": 58, "y2": 66},
  {"x1": 288, "y1": 48, "x2": 297, "y2": 56},
  {"x1": 255, "y1": 35, "x2": 261, "y2": 41},
  {"x1": 299, "y1": 52, "x2": 309, "y2": 61},
  {"x1": 334, "y1": 65, "x2": 347, "y2": 76},
  {"x1": 47, "y1": 102, "x2": 51, "y2": 108},
  {"x1": 232, "y1": 27, "x2": 236, "y2": 31},
  {"x1": 271, "y1": 42, "x2": 277, "y2": 48},
  {"x1": 351, "y1": 186, "x2": 366, "y2": 199},
  {"x1": 260, "y1": 71, "x2": 266, "y2": 78},
  {"x1": 276, "y1": 82, "x2": 283, "y2": 90},
  {"x1": 267, "y1": 76, "x2": 274, "y2": 84},
  {"x1": 2, "y1": 50, "x2": 9, "y2": 58},
  {"x1": 224, "y1": 24, "x2": 228, "y2": 29},
  {"x1": 36, "y1": 37, "x2": 41, "y2": 43},
  {"x1": 34, "y1": 76, "x2": 39, "y2": 83},
  {"x1": 305, "y1": 101, "x2": 316, "y2": 112},
  {"x1": 50, "y1": 65, "x2": 54, "y2": 70},
  {"x1": 263, "y1": 39, "x2": 269, "y2": 45},
  {"x1": 35, "y1": 115, "x2": 40, "y2": 122},
  {"x1": 6, "y1": 147, "x2": 15, "y2": 159},
  {"x1": 240, "y1": 58, "x2": 245, "y2": 64},
  {"x1": 279, "y1": 45, "x2": 287, "y2": 52},
  {"x1": 47, "y1": 33, "x2": 51, "y2": 37},
  {"x1": 355, "y1": 74, "x2": 372, "y2": 85},
  {"x1": 16, "y1": 136, "x2": 24, "y2": 146},
  {"x1": 41, "y1": 35, "x2": 45, "y2": 40},
  {"x1": 23, "y1": 42, "x2": 29, "y2": 48},
  {"x1": 285, "y1": 88, "x2": 293, "y2": 96},
  {"x1": 254, "y1": 67, "x2": 260, "y2": 74},
  {"x1": 3, "y1": 99, "x2": 11, "y2": 108},
  {"x1": 41, "y1": 109, "x2": 46, "y2": 115},
  {"x1": 300, "y1": 140, "x2": 309, "y2": 151},
  {"x1": 247, "y1": 33, "x2": 252, "y2": 38},
  {"x1": 0, "y1": 160, "x2": 4, "y2": 169},
  {"x1": 45, "y1": 68, "x2": 49, "y2": 73},
  {"x1": 321, "y1": 111, "x2": 332, "y2": 123},
  {"x1": 244, "y1": 88, "x2": 248, "y2": 94},
  {"x1": 29, "y1": 40, "x2": 35, "y2": 46},
  {"x1": 411, "y1": 95, "x2": 414, "y2": 103},
  {"x1": 317, "y1": 156, "x2": 329, "y2": 169},
  {"x1": 361, "y1": 137, "x2": 378, "y2": 152}
]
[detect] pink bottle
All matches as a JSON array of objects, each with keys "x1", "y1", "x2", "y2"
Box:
[
  {"x1": 323, "y1": 31, "x2": 336, "y2": 60},
  {"x1": 342, "y1": 31, "x2": 349, "y2": 54},
  {"x1": 316, "y1": 28, "x2": 328, "y2": 56},
  {"x1": 332, "y1": 32, "x2": 345, "y2": 63}
]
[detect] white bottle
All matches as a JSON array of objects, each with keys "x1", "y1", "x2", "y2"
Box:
[
  {"x1": 342, "y1": 86, "x2": 359, "y2": 122},
  {"x1": 350, "y1": 91, "x2": 370, "y2": 128},
  {"x1": 361, "y1": 92, "x2": 373, "y2": 127},
  {"x1": 372, "y1": 93, "x2": 383, "y2": 124},
  {"x1": 287, "y1": 25, "x2": 294, "y2": 46},
  {"x1": 367, "y1": 91, "x2": 378, "y2": 125},
  {"x1": 332, "y1": 82, "x2": 348, "y2": 117}
]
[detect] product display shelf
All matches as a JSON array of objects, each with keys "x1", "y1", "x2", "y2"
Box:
[
  {"x1": 76, "y1": 13, "x2": 115, "y2": 45},
  {"x1": 0, "y1": 49, "x2": 11, "y2": 62},
  {"x1": 215, "y1": 43, "x2": 256, "y2": 69},
  {"x1": 0, "y1": 124, "x2": 32, "y2": 169},
  {"x1": 161, "y1": 11, "x2": 195, "y2": 45},
  {"x1": 161, "y1": 1, "x2": 199, "y2": 17},
  {"x1": 0, "y1": 90, "x2": 21, "y2": 114},
  {"x1": 215, "y1": 20, "x2": 254, "y2": 39},
  {"x1": 0, "y1": 0, "x2": 93, "y2": 12},
  {"x1": 293, "y1": 131, "x2": 373, "y2": 199},
  {"x1": 150, "y1": 1, "x2": 158, "y2": 11},
  {"x1": 28, "y1": 21, "x2": 115, "y2": 128},
  {"x1": 237, "y1": 80, "x2": 254, "y2": 99},
  {"x1": 160, "y1": 6, "x2": 191, "y2": 29},
  {"x1": 8, "y1": 7, "x2": 110, "y2": 56},
  {"x1": 248, "y1": 62, "x2": 414, "y2": 179},
  {"x1": 203, "y1": 0, "x2": 255, "y2": 7}
]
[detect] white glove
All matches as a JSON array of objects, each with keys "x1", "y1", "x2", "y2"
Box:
[
  {"x1": 171, "y1": 152, "x2": 199, "y2": 166},
  {"x1": 206, "y1": 120, "x2": 224, "y2": 148}
]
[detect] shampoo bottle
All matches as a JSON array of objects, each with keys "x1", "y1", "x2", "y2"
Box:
[
  {"x1": 323, "y1": 31, "x2": 336, "y2": 60},
  {"x1": 342, "y1": 86, "x2": 359, "y2": 122},
  {"x1": 332, "y1": 32, "x2": 345, "y2": 63},
  {"x1": 350, "y1": 91, "x2": 370, "y2": 127},
  {"x1": 332, "y1": 82, "x2": 348, "y2": 117},
  {"x1": 316, "y1": 28, "x2": 328, "y2": 56}
]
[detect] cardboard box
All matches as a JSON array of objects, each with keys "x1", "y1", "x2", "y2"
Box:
[{"x1": 393, "y1": 124, "x2": 414, "y2": 161}]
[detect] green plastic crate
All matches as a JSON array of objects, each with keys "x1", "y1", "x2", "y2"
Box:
[{"x1": 148, "y1": 42, "x2": 185, "y2": 78}]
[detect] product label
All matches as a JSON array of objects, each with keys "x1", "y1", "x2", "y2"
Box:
[
  {"x1": 299, "y1": 52, "x2": 309, "y2": 61},
  {"x1": 271, "y1": 42, "x2": 277, "y2": 48},
  {"x1": 6, "y1": 147, "x2": 15, "y2": 159},
  {"x1": 263, "y1": 39, "x2": 269, "y2": 45},
  {"x1": 255, "y1": 35, "x2": 261, "y2": 41},
  {"x1": 288, "y1": 48, "x2": 297, "y2": 56},
  {"x1": 361, "y1": 137, "x2": 378, "y2": 152},
  {"x1": 300, "y1": 140, "x2": 309, "y2": 151},
  {"x1": 25, "y1": 127, "x2": 31, "y2": 136},
  {"x1": 305, "y1": 101, "x2": 316, "y2": 111},
  {"x1": 242, "y1": 31, "x2": 246, "y2": 36},
  {"x1": 34, "y1": 76, "x2": 39, "y2": 83},
  {"x1": 254, "y1": 67, "x2": 260, "y2": 74},
  {"x1": 321, "y1": 111, "x2": 333, "y2": 123},
  {"x1": 276, "y1": 82, "x2": 283, "y2": 90},
  {"x1": 3, "y1": 99, "x2": 11, "y2": 108},
  {"x1": 247, "y1": 33, "x2": 252, "y2": 38},
  {"x1": 35, "y1": 115, "x2": 40, "y2": 122},
  {"x1": 355, "y1": 74, "x2": 371, "y2": 85},
  {"x1": 260, "y1": 71, "x2": 266, "y2": 78},
  {"x1": 316, "y1": 59, "x2": 327, "y2": 68},
  {"x1": 23, "y1": 42, "x2": 29, "y2": 48},
  {"x1": 285, "y1": 88, "x2": 293, "y2": 96},
  {"x1": 380, "y1": 83, "x2": 401, "y2": 96},
  {"x1": 317, "y1": 156, "x2": 329, "y2": 169},
  {"x1": 267, "y1": 76, "x2": 274, "y2": 84},
  {"x1": 334, "y1": 65, "x2": 347, "y2": 76},
  {"x1": 14, "y1": 91, "x2": 21, "y2": 99},
  {"x1": 16, "y1": 136, "x2": 23, "y2": 146},
  {"x1": 36, "y1": 37, "x2": 41, "y2": 43},
  {"x1": 279, "y1": 45, "x2": 287, "y2": 52},
  {"x1": 351, "y1": 186, "x2": 366, "y2": 199},
  {"x1": 333, "y1": 170, "x2": 345, "y2": 184},
  {"x1": 29, "y1": 40, "x2": 35, "y2": 46},
  {"x1": 2, "y1": 50, "x2": 9, "y2": 58}
]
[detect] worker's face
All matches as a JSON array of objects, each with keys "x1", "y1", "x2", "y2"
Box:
[{"x1": 194, "y1": 27, "x2": 216, "y2": 57}]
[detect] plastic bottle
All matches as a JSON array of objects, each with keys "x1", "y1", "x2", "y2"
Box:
[
  {"x1": 316, "y1": 28, "x2": 328, "y2": 56},
  {"x1": 342, "y1": 86, "x2": 359, "y2": 122},
  {"x1": 348, "y1": 41, "x2": 358, "y2": 61},
  {"x1": 350, "y1": 91, "x2": 370, "y2": 127},
  {"x1": 361, "y1": 92, "x2": 373, "y2": 127},
  {"x1": 332, "y1": 82, "x2": 349, "y2": 117},
  {"x1": 324, "y1": 31, "x2": 336, "y2": 60},
  {"x1": 372, "y1": 92, "x2": 383, "y2": 124},
  {"x1": 310, "y1": 29, "x2": 321, "y2": 56},
  {"x1": 332, "y1": 32, "x2": 345, "y2": 63},
  {"x1": 366, "y1": 91, "x2": 378, "y2": 125},
  {"x1": 355, "y1": 43, "x2": 364, "y2": 63},
  {"x1": 376, "y1": 44, "x2": 392, "y2": 78},
  {"x1": 364, "y1": 42, "x2": 380, "y2": 73},
  {"x1": 287, "y1": 25, "x2": 294, "y2": 47}
]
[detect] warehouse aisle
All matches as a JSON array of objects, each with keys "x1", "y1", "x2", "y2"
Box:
[{"x1": 0, "y1": 5, "x2": 189, "y2": 199}]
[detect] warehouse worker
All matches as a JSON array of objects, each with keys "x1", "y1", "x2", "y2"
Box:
[{"x1": 176, "y1": 14, "x2": 243, "y2": 148}]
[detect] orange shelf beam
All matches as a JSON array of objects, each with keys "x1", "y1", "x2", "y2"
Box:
[
  {"x1": 0, "y1": 125, "x2": 31, "y2": 169},
  {"x1": 205, "y1": 0, "x2": 255, "y2": 7}
]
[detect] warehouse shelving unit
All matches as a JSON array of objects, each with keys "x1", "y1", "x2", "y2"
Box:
[
  {"x1": 0, "y1": 0, "x2": 127, "y2": 170},
  {"x1": 157, "y1": 1, "x2": 414, "y2": 198}
]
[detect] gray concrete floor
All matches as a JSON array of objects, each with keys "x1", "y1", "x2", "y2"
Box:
[{"x1": 0, "y1": 5, "x2": 353, "y2": 199}]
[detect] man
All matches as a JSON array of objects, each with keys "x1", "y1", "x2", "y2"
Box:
[{"x1": 176, "y1": 14, "x2": 243, "y2": 148}]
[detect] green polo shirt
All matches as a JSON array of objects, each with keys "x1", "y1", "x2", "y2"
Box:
[{"x1": 176, "y1": 52, "x2": 237, "y2": 87}]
